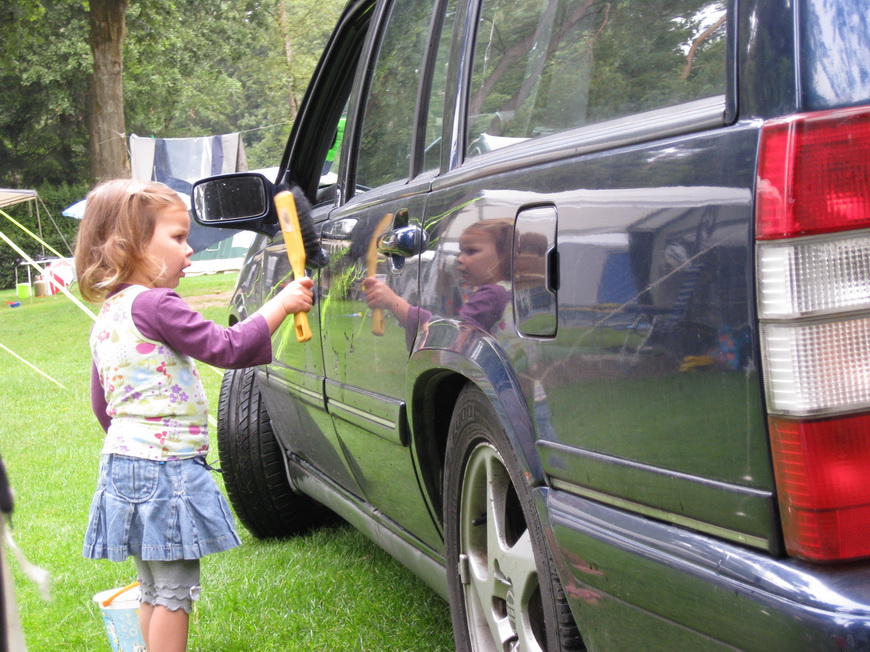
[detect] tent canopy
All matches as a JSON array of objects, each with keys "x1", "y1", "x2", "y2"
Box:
[
  {"x1": 60, "y1": 133, "x2": 256, "y2": 255},
  {"x1": 0, "y1": 189, "x2": 38, "y2": 209}
]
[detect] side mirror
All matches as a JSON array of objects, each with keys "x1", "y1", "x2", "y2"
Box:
[{"x1": 191, "y1": 173, "x2": 278, "y2": 235}]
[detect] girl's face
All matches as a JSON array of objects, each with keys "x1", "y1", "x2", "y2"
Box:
[
  {"x1": 456, "y1": 230, "x2": 503, "y2": 287},
  {"x1": 130, "y1": 204, "x2": 193, "y2": 289}
]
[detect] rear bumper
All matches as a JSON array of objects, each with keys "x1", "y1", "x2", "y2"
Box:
[{"x1": 543, "y1": 489, "x2": 870, "y2": 651}]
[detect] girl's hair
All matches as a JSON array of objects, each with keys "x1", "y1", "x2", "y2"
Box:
[
  {"x1": 75, "y1": 180, "x2": 186, "y2": 302},
  {"x1": 463, "y1": 218, "x2": 514, "y2": 281}
]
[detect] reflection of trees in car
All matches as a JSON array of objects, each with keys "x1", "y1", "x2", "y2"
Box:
[
  {"x1": 357, "y1": 0, "x2": 435, "y2": 189},
  {"x1": 467, "y1": 0, "x2": 727, "y2": 150}
]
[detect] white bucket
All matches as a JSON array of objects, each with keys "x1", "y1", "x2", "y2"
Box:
[{"x1": 93, "y1": 583, "x2": 146, "y2": 652}]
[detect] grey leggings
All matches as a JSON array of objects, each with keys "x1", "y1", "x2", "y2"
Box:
[{"x1": 133, "y1": 557, "x2": 201, "y2": 614}]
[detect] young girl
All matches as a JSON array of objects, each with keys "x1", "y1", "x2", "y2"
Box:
[{"x1": 75, "y1": 179, "x2": 313, "y2": 652}]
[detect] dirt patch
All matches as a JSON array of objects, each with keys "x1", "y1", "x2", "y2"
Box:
[{"x1": 185, "y1": 290, "x2": 232, "y2": 311}]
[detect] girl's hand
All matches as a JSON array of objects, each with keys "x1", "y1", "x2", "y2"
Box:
[
  {"x1": 362, "y1": 276, "x2": 412, "y2": 325},
  {"x1": 257, "y1": 276, "x2": 315, "y2": 334},
  {"x1": 279, "y1": 276, "x2": 314, "y2": 315},
  {"x1": 362, "y1": 276, "x2": 397, "y2": 310}
]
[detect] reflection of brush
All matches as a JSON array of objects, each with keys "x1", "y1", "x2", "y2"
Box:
[
  {"x1": 367, "y1": 213, "x2": 394, "y2": 335},
  {"x1": 274, "y1": 184, "x2": 318, "y2": 342}
]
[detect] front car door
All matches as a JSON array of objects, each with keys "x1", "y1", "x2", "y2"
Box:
[
  {"x1": 316, "y1": 0, "x2": 455, "y2": 550},
  {"x1": 257, "y1": 0, "x2": 378, "y2": 500}
]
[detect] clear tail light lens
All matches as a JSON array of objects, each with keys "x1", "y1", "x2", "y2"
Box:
[
  {"x1": 760, "y1": 318, "x2": 870, "y2": 416},
  {"x1": 758, "y1": 234, "x2": 870, "y2": 318},
  {"x1": 757, "y1": 106, "x2": 870, "y2": 561}
]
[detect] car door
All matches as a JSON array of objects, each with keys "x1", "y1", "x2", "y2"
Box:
[
  {"x1": 317, "y1": 0, "x2": 454, "y2": 550},
  {"x1": 420, "y1": 0, "x2": 773, "y2": 550},
  {"x1": 257, "y1": 0, "x2": 378, "y2": 500}
]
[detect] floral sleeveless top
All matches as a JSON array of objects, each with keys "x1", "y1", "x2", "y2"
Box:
[{"x1": 90, "y1": 285, "x2": 209, "y2": 460}]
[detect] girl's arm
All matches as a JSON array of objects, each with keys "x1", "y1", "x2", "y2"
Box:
[
  {"x1": 458, "y1": 283, "x2": 510, "y2": 333},
  {"x1": 131, "y1": 277, "x2": 313, "y2": 369},
  {"x1": 90, "y1": 363, "x2": 111, "y2": 432}
]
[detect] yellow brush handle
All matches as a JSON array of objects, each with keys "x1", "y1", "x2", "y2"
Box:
[
  {"x1": 275, "y1": 190, "x2": 312, "y2": 343},
  {"x1": 372, "y1": 307, "x2": 385, "y2": 336},
  {"x1": 368, "y1": 213, "x2": 394, "y2": 336}
]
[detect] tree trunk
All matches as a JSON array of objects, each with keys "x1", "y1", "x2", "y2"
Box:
[
  {"x1": 277, "y1": 0, "x2": 299, "y2": 121},
  {"x1": 88, "y1": 0, "x2": 130, "y2": 182}
]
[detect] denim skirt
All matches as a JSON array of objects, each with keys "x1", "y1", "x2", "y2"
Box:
[{"x1": 83, "y1": 454, "x2": 241, "y2": 562}]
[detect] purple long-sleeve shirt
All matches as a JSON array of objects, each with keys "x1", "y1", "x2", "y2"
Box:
[
  {"x1": 90, "y1": 286, "x2": 271, "y2": 432},
  {"x1": 403, "y1": 283, "x2": 509, "y2": 348},
  {"x1": 407, "y1": 283, "x2": 509, "y2": 331}
]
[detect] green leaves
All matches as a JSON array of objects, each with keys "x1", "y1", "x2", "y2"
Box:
[{"x1": 0, "y1": 0, "x2": 345, "y2": 189}]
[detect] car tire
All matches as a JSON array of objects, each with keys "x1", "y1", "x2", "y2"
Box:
[
  {"x1": 444, "y1": 384, "x2": 584, "y2": 651},
  {"x1": 217, "y1": 366, "x2": 322, "y2": 538}
]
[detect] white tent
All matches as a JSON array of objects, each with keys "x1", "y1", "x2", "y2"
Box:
[
  {"x1": 0, "y1": 188, "x2": 75, "y2": 299},
  {"x1": 131, "y1": 133, "x2": 251, "y2": 261},
  {"x1": 130, "y1": 133, "x2": 247, "y2": 184},
  {"x1": 62, "y1": 199, "x2": 86, "y2": 219},
  {"x1": 0, "y1": 188, "x2": 50, "y2": 254},
  {"x1": 0, "y1": 187, "x2": 74, "y2": 250},
  {"x1": 0, "y1": 189, "x2": 38, "y2": 209}
]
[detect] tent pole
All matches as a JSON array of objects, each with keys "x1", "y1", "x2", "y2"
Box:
[{"x1": 34, "y1": 201, "x2": 45, "y2": 257}]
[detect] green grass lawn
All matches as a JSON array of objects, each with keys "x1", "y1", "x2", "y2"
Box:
[{"x1": 0, "y1": 274, "x2": 453, "y2": 651}]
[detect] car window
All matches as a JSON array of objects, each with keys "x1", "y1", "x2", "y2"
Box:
[
  {"x1": 422, "y1": 0, "x2": 458, "y2": 173},
  {"x1": 355, "y1": 0, "x2": 441, "y2": 190},
  {"x1": 466, "y1": 0, "x2": 727, "y2": 156}
]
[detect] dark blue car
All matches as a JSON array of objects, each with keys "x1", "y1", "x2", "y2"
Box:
[{"x1": 192, "y1": 0, "x2": 870, "y2": 649}]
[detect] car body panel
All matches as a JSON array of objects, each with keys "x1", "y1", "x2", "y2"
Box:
[
  {"x1": 319, "y1": 183, "x2": 444, "y2": 548},
  {"x1": 545, "y1": 489, "x2": 870, "y2": 651},
  {"x1": 417, "y1": 113, "x2": 776, "y2": 550}
]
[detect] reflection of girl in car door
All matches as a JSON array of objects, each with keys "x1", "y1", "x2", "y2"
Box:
[{"x1": 363, "y1": 218, "x2": 514, "y2": 342}]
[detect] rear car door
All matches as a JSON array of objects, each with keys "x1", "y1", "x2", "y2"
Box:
[{"x1": 418, "y1": 0, "x2": 773, "y2": 564}]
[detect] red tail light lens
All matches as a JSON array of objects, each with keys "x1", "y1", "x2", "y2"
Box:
[
  {"x1": 756, "y1": 107, "x2": 870, "y2": 240},
  {"x1": 769, "y1": 414, "x2": 870, "y2": 561}
]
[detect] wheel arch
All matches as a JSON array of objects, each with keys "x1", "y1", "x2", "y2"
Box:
[
  {"x1": 407, "y1": 323, "x2": 545, "y2": 523},
  {"x1": 227, "y1": 288, "x2": 246, "y2": 326}
]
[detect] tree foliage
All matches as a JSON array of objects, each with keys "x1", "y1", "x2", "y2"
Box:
[
  {"x1": 0, "y1": 2, "x2": 92, "y2": 189},
  {"x1": 0, "y1": 0, "x2": 344, "y2": 189},
  {"x1": 0, "y1": 0, "x2": 344, "y2": 288}
]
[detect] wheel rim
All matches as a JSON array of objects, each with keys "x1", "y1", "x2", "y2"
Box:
[{"x1": 459, "y1": 441, "x2": 545, "y2": 651}]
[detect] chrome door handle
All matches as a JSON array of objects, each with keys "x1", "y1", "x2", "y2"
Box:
[{"x1": 377, "y1": 225, "x2": 429, "y2": 257}]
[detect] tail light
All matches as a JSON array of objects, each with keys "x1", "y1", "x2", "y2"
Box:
[{"x1": 757, "y1": 106, "x2": 870, "y2": 561}]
